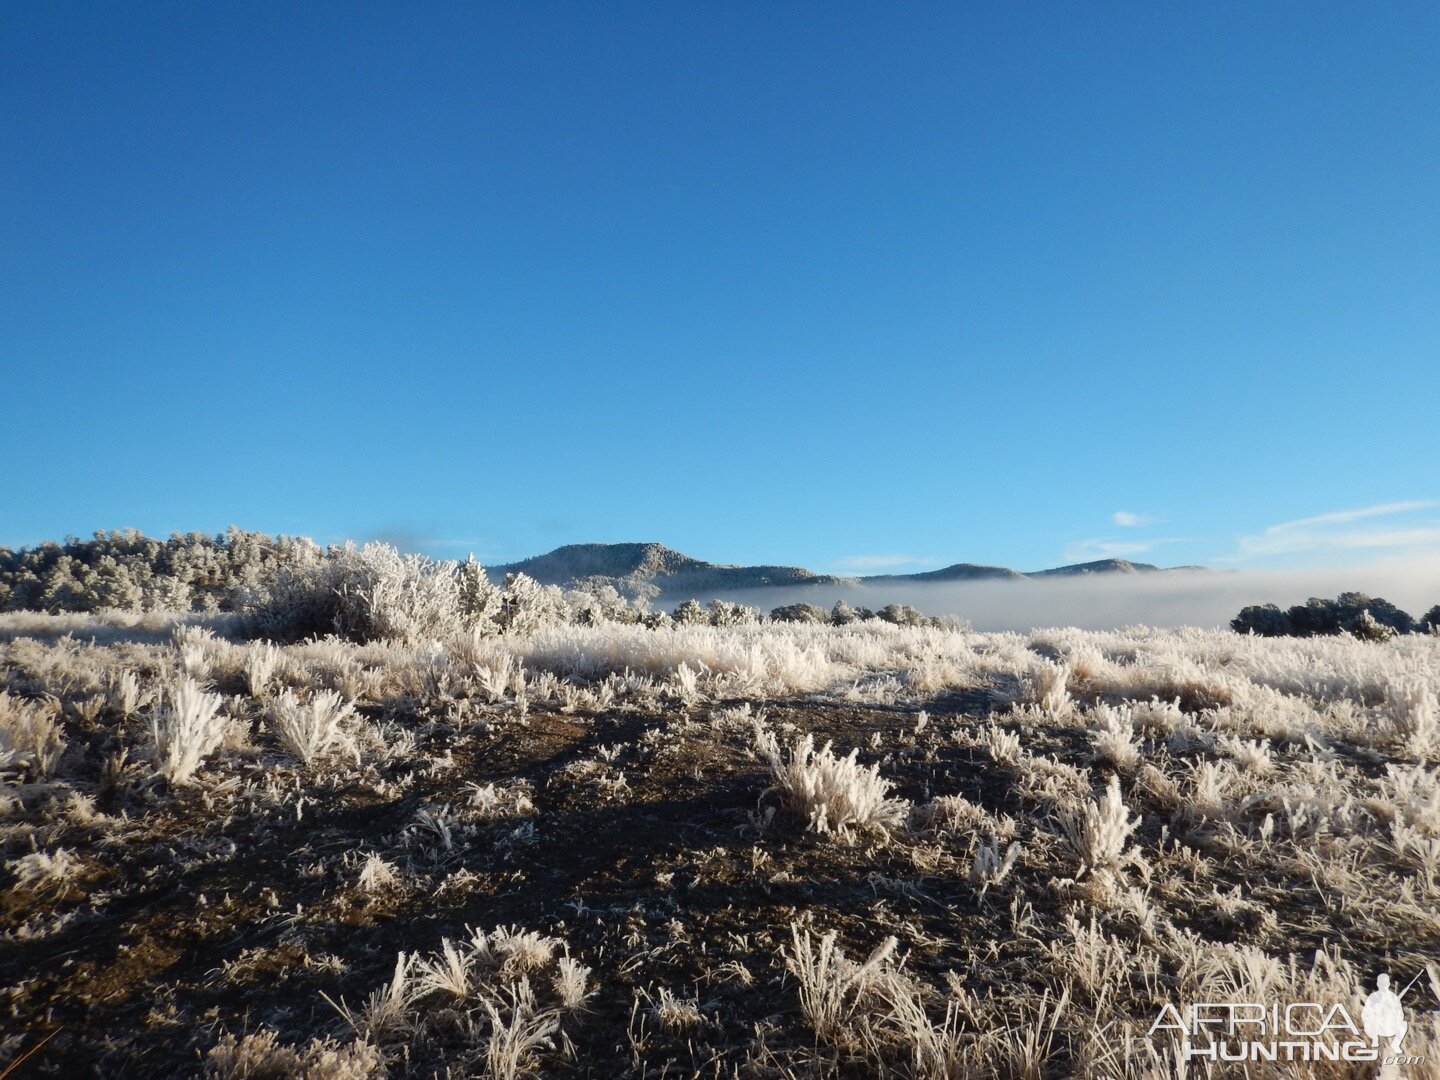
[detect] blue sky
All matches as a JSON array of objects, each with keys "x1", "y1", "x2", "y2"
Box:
[{"x1": 4, "y1": 3, "x2": 1438, "y2": 573}]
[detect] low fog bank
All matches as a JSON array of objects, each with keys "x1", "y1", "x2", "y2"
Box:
[{"x1": 673, "y1": 558, "x2": 1440, "y2": 632}]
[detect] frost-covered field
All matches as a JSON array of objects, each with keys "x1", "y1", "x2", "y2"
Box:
[{"x1": 3, "y1": 614, "x2": 1440, "y2": 1077}]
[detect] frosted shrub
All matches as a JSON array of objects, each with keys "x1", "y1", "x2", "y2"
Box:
[
  {"x1": 353, "y1": 545, "x2": 467, "y2": 645},
  {"x1": 471, "y1": 655, "x2": 516, "y2": 703},
  {"x1": 754, "y1": 723, "x2": 908, "y2": 838},
  {"x1": 472, "y1": 925, "x2": 563, "y2": 976},
  {"x1": 413, "y1": 938, "x2": 474, "y2": 1001},
  {"x1": 706, "y1": 599, "x2": 761, "y2": 627},
  {"x1": 553, "y1": 957, "x2": 594, "y2": 1012},
  {"x1": 982, "y1": 722, "x2": 1023, "y2": 765},
  {"x1": 106, "y1": 667, "x2": 142, "y2": 717},
  {"x1": 357, "y1": 854, "x2": 400, "y2": 893},
  {"x1": 497, "y1": 573, "x2": 560, "y2": 635},
  {"x1": 969, "y1": 838, "x2": 1022, "y2": 893},
  {"x1": 1348, "y1": 609, "x2": 1397, "y2": 642},
  {"x1": 149, "y1": 677, "x2": 226, "y2": 785},
  {"x1": 245, "y1": 642, "x2": 283, "y2": 697},
  {"x1": 1218, "y1": 733, "x2": 1276, "y2": 776},
  {"x1": 331, "y1": 952, "x2": 416, "y2": 1041},
  {"x1": 204, "y1": 1031, "x2": 384, "y2": 1080},
  {"x1": 1378, "y1": 764, "x2": 1440, "y2": 833},
  {"x1": 785, "y1": 923, "x2": 899, "y2": 1042},
  {"x1": 479, "y1": 978, "x2": 560, "y2": 1080},
  {"x1": 1086, "y1": 703, "x2": 1141, "y2": 773},
  {"x1": 458, "y1": 555, "x2": 503, "y2": 628},
  {"x1": 241, "y1": 542, "x2": 488, "y2": 646},
  {"x1": 1057, "y1": 775, "x2": 1141, "y2": 876},
  {"x1": 1389, "y1": 679, "x2": 1438, "y2": 757},
  {"x1": 645, "y1": 986, "x2": 704, "y2": 1033},
  {"x1": 672, "y1": 599, "x2": 706, "y2": 626},
  {"x1": 266, "y1": 689, "x2": 359, "y2": 767},
  {"x1": 771, "y1": 602, "x2": 830, "y2": 624},
  {"x1": 177, "y1": 638, "x2": 211, "y2": 681},
  {"x1": 670, "y1": 662, "x2": 703, "y2": 704},
  {"x1": 1023, "y1": 660, "x2": 1072, "y2": 717},
  {"x1": 9, "y1": 847, "x2": 80, "y2": 889},
  {"x1": 0, "y1": 691, "x2": 65, "y2": 777}
]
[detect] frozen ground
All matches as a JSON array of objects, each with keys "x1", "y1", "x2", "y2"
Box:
[{"x1": 3, "y1": 615, "x2": 1440, "y2": 1077}]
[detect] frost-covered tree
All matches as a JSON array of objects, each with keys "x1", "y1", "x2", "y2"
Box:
[
  {"x1": 706, "y1": 600, "x2": 761, "y2": 627},
  {"x1": 0, "y1": 528, "x2": 328, "y2": 614},
  {"x1": 771, "y1": 603, "x2": 830, "y2": 625},
  {"x1": 876, "y1": 603, "x2": 920, "y2": 627},
  {"x1": 672, "y1": 599, "x2": 706, "y2": 626}
]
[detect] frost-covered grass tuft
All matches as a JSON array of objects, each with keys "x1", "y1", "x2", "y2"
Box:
[
  {"x1": 148, "y1": 677, "x2": 226, "y2": 785},
  {"x1": 1057, "y1": 775, "x2": 1142, "y2": 876},
  {"x1": 0, "y1": 691, "x2": 65, "y2": 777},
  {"x1": 754, "y1": 723, "x2": 908, "y2": 838},
  {"x1": 784, "y1": 923, "x2": 899, "y2": 1042},
  {"x1": 1389, "y1": 679, "x2": 1438, "y2": 757},
  {"x1": 266, "y1": 689, "x2": 359, "y2": 767}
]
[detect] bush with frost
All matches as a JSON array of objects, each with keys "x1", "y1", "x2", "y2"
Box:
[
  {"x1": 1057, "y1": 775, "x2": 1142, "y2": 876},
  {"x1": 240, "y1": 543, "x2": 498, "y2": 645},
  {"x1": 204, "y1": 1030, "x2": 384, "y2": 1080},
  {"x1": 771, "y1": 602, "x2": 830, "y2": 625},
  {"x1": 1021, "y1": 660, "x2": 1072, "y2": 717},
  {"x1": 784, "y1": 923, "x2": 900, "y2": 1044},
  {"x1": 1389, "y1": 680, "x2": 1438, "y2": 757},
  {"x1": 149, "y1": 676, "x2": 226, "y2": 785},
  {"x1": 671, "y1": 599, "x2": 706, "y2": 626},
  {"x1": 1347, "y1": 609, "x2": 1397, "y2": 642},
  {"x1": 496, "y1": 573, "x2": 564, "y2": 635},
  {"x1": 0, "y1": 527, "x2": 325, "y2": 615},
  {"x1": 706, "y1": 599, "x2": 761, "y2": 627},
  {"x1": 876, "y1": 603, "x2": 927, "y2": 628},
  {"x1": 266, "y1": 689, "x2": 359, "y2": 767},
  {"x1": 0, "y1": 691, "x2": 65, "y2": 777},
  {"x1": 1293, "y1": 594, "x2": 1413, "y2": 637},
  {"x1": 1232, "y1": 593, "x2": 1418, "y2": 638},
  {"x1": 753, "y1": 722, "x2": 908, "y2": 838}
]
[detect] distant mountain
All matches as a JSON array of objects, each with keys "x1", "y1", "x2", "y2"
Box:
[
  {"x1": 864, "y1": 562, "x2": 1025, "y2": 583},
  {"x1": 489, "y1": 543, "x2": 1204, "y2": 599},
  {"x1": 1027, "y1": 558, "x2": 1162, "y2": 577},
  {"x1": 490, "y1": 543, "x2": 854, "y2": 596}
]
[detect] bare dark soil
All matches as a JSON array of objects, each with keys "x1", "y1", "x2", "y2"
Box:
[{"x1": 3, "y1": 682, "x2": 1432, "y2": 1078}]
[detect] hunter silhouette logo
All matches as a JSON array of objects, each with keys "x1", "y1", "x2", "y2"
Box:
[{"x1": 1362, "y1": 971, "x2": 1419, "y2": 1054}]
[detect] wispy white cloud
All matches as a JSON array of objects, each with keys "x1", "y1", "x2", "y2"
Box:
[
  {"x1": 1112, "y1": 511, "x2": 1158, "y2": 528},
  {"x1": 832, "y1": 554, "x2": 939, "y2": 572},
  {"x1": 1234, "y1": 500, "x2": 1440, "y2": 560},
  {"x1": 1266, "y1": 500, "x2": 1438, "y2": 531}
]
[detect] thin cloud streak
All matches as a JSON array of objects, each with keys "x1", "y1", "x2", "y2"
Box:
[
  {"x1": 1233, "y1": 500, "x2": 1440, "y2": 560},
  {"x1": 1268, "y1": 500, "x2": 1439, "y2": 532}
]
